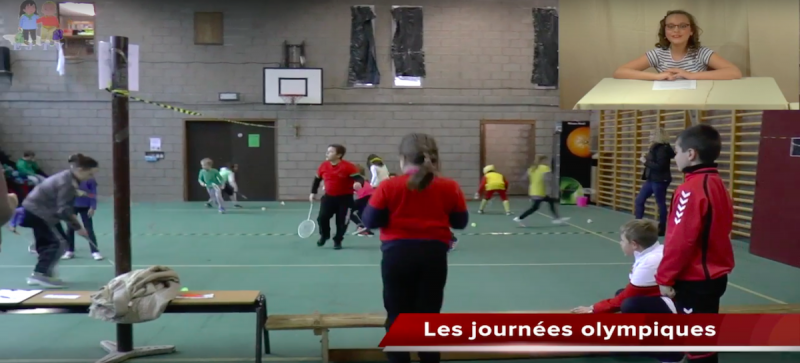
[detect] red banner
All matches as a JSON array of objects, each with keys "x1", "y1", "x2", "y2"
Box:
[{"x1": 380, "y1": 314, "x2": 800, "y2": 352}]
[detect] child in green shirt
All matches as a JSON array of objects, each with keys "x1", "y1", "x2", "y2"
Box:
[
  {"x1": 198, "y1": 158, "x2": 225, "y2": 213},
  {"x1": 17, "y1": 151, "x2": 47, "y2": 185}
]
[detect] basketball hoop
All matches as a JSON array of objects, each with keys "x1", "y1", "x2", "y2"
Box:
[{"x1": 280, "y1": 94, "x2": 302, "y2": 111}]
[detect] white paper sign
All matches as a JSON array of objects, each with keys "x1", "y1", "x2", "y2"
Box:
[
  {"x1": 149, "y1": 137, "x2": 162, "y2": 151},
  {"x1": 0, "y1": 289, "x2": 42, "y2": 304},
  {"x1": 42, "y1": 294, "x2": 81, "y2": 299},
  {"x1": 98, "y1": 41, "x2": 140, "y2": 91},
  {"x1": 652, "y1": 80, "x2": 697, "y2": 91}
]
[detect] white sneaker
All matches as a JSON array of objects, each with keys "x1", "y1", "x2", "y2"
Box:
[
  {"x1": 552, "y1": 217, "x2": 571, "y2": 224},
  {"x1": 513, "y1": 217, "x2": 526, "y2": 227},
  {"x1": 61, "y1": 251, "x2": 74, "y2": 260},
  {"x1": 92, "y1": 252, "x2": 104, "y2": 261}
]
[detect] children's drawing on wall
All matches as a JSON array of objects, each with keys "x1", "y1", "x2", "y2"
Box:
[{"x1": 2, "y1": 0, "x2": 62, "y2": 50}]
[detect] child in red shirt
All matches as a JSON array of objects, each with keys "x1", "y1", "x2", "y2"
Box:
[
  {"x1": 351, "y1": 165, "x2": 375, "y2": 236},
  {"x1": 310, "y1": 144, "x2": 364, "y2": 250},
  {"x1": 363, "y1": 133, "x2": 468, "y2": 363}
]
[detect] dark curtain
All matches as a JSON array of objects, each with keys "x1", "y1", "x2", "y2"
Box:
[
  {"x1": 347, "y1": 6, "x2": 380, "y2": 86},
  {"x1": 531, "y1": 8, "x2": 558, "y2": 87},
  {"x1": 391, "y1": 7, "x2": 425, "y2": 77}
]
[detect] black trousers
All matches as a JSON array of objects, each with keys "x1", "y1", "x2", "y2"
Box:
[
  {"x1": 619, "y1": 293, "x2": 684, "y2": 363},
  {"x1": 519, "y1": 196, "x2": 559, "y2": 219},
  {"x1": 673, "y1": 276, "x2": 728, "y2": 363},
  {"x1": 20, "y1": 210, "x2": 67, "y2": 277},
  {"x1": 382, "y1": 241, "x2": 449, "y2": 363},
  {"x1": 66, "y1": 206, "x2": 99, "y2": 253},
  {"x1": 350, "y1": 196, "x2": 370, "y2": 227},
  {"x1": 317, "y1": 194, "x2": 353, "y2": 243}
]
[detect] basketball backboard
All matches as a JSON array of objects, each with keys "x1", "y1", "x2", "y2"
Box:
[{"x1": 263, "y1": 67, "x2": 323, "y2": 105}]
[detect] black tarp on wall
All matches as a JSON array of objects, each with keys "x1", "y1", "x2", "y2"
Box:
[
  {"x1": 391, "y1": 7, "x2": 425, "y2": 78},
  {"x1": 347, "y1": 6, "x2": 380, "y2": 86},
  {"x1": 532, "y1": 8, "x2": 558, "y2": 88}
]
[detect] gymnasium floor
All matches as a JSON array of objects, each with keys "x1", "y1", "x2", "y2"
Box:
[{"x1": 0, "y1": 199, "x2": 798, "y2": 363}]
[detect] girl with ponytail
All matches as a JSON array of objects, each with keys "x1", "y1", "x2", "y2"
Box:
[{"x1": 362, "y1": 133, "x2": 469, "y2": 363}]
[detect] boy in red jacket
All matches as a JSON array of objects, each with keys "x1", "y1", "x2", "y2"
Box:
[{"x1": 657, "y1": 124, "x2": 734, "y2": 363}]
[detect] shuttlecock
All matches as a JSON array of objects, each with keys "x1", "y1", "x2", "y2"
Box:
[
  {"x1": 587, "y1": 219, "x2": 592, "y2": 223},
  {"x1": 471, "y1": 223, "x2": 477, "y2": 227},
  {"x1": 281, "y1": 201, "x2": 285, "y2": 205},
  {"x1": 180, "y1": 287, "x2": 189, "y2": 292},
  {"x1": 261, "y1": 207, "x2": 266, "y2": 211}
]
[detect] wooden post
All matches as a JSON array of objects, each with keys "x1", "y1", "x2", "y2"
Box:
[
  {"x1": 97, "y1": 35, "x2": 176, "y2": 363},
  {"x1": 111, "y1": 34, "x2": 134, "y2": 354}
]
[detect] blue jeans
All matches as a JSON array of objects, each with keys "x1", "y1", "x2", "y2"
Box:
[{"x1": 635, "y1": 181, "x2": 669, "y2": 229}]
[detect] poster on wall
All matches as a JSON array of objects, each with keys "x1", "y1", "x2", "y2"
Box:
[{"x1": 558, "y1": 121, "x2": 592, "y2": 205}]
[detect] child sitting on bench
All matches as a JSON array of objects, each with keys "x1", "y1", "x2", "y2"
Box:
[{"x1": 571, "y1": 219, "x2": 683, "y2": 363}]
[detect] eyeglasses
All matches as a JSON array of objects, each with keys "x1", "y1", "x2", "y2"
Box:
[{"x1": 665, "y1": 24, "x2": 690, "y2": 31}]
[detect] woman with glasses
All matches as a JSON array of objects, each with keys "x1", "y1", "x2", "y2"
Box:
[{"x1": 613, "y1": 10, "x2": 741, "y2": 81}]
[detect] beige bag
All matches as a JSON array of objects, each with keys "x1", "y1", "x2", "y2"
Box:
[{"x1": 89, "y1": 266, "x2": 181, "y2": 324}]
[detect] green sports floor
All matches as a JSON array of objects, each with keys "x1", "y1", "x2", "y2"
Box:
[{"x1": 0, "y1": 199, "x2": 798, "y2": 363}]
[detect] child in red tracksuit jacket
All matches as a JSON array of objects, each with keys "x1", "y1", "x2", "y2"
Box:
[{"x1": 657, "y1": 125, "x2": 734, "y2": 363}]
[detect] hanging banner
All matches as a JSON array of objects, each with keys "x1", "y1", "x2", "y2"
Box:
[{"x1": 559, "y1": 121, "x2": 592, "y2": 204}]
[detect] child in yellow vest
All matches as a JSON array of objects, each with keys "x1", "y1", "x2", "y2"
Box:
[
  {"x1": 475, "y1": 165, "x2": 511, "y2": 215},
  {"x1": 513, "y1": 155, "x2": 569, "y2": 226}
]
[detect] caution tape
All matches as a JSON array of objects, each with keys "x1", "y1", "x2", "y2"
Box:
[{"x1": 105, "y1": 88, "x2": 276, "y2": 129}]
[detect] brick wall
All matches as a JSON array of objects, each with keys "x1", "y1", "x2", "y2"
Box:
[{"x1": 0, "y1": 0, "x2": 593, "y2": 201}]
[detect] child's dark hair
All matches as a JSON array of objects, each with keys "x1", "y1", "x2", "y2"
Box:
[
  {"x1": 367, "y1": 154, "x2": 384, "y2": 167},
  {"x1": 68, "y1": 153, "x2": 99, "y2": 169},
  {"x1": 329, "y1": 144, "x2": 346, "y2": 158},
  {"x1": 656, "y1": 10, "x2": 702, "y2": 52},
  {"x1": 677, "y1": 124, "x2": 721, "y2": 164},
  {"x1": 399, "y1": 133, "x2": 439, "y2": 191},
  {"x1": 620, "y1": 219, "x2": 659, "y2": 248},
  {"x1": 23, "y1": 151, "x2": 35, "y2": 158},
  {"x1": 19, "y1": 0, "x2": 37, "y2": 17}
]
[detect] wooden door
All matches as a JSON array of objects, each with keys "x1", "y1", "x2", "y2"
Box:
[
  {"x1": 185, "y1": 121, "x2": 233, "y2": 201},
  {"x1": 230, "y1": 123, "x2": 278, "y2": 201}
]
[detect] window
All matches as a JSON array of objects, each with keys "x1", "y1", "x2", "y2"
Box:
[
  {"x1": 791, "y1": 138, "x2": 800, "y2": 157},
  {"x1": 531, "y1": 8, "x2": 558, "y2": 89},
  {"x1": 347, "y1": 6, "x2": 379, "y2": 87},
  {"x1": 194, "y1": 12, "x2": 224, "y2": 45},
  {"x1": 391, "y1": 6, "x2": 424, "y2": 87},
  {"x1": 57, "y1": 2, "x2": 96, "y2": 58}
]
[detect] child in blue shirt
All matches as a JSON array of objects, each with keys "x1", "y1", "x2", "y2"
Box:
[{"x1": 64, "y1": 177, "x2": 102, "y2": 260}]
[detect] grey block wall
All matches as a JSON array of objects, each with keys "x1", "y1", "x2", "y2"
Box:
[{"x1": 0, "y1": 0, "x2": 593, "y2": 201}]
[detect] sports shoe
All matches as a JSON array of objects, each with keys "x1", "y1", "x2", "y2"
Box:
[
  {"x1": 205, "y1": 202, "x2": 212, "y2": 208},
  {"x1": 512, "y1": 217, "x2": 526, "y2": 227},
  {"x1": 218, "y1": 208, "x2": 225, "y2": 214},
  {"x1": 61, "y1": 251, "x2": 74, "y2": 260},
  {"x1": 27, "y1": 273, "x2": 65, "y2": 288},
  {"x1": 333, "y1": 242, "x2": 343, "y2": 250},
  {"x1": 552, "y1": 217, "x2": 571, "y2": 224},
  {"x1": 506, "y1": 211, "x2": 513, "y2": 216},
  {"x1": 317, "y1": 238, "x2": 327, "y2": 247},
  {"x1": 234, "y1": 204, "x2": 243, "y2": 208},
  {"x1": 92, "y1": 252, "x2": 104, "y2": 261}
]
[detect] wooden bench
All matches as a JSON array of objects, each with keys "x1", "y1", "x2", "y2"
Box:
[
  {"x1": 265, "y1": 304, "x2": 800, "y2": 363},
  {"x1": 0, "y1": 290, "x2": 269, "y2": 363}
]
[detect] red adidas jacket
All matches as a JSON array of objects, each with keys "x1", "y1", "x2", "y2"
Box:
[{"x1": 656, "y1": 165, "x2": 735, "y2": 286}]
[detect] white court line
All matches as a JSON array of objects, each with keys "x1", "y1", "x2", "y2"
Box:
[
  {"x1": 0, "y1": 358, "x2": 316, "y2": 363},
  {"x1": 536, "y1": 211, "x2": 789, "y2": 305},
  {"x1": 0, "y1": 262, "x2": 630, "y2": 269}
]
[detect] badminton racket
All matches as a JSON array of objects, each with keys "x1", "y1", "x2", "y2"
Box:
[{"x1": 297, "y1": 202, "x2": 316, "y2": 239}]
